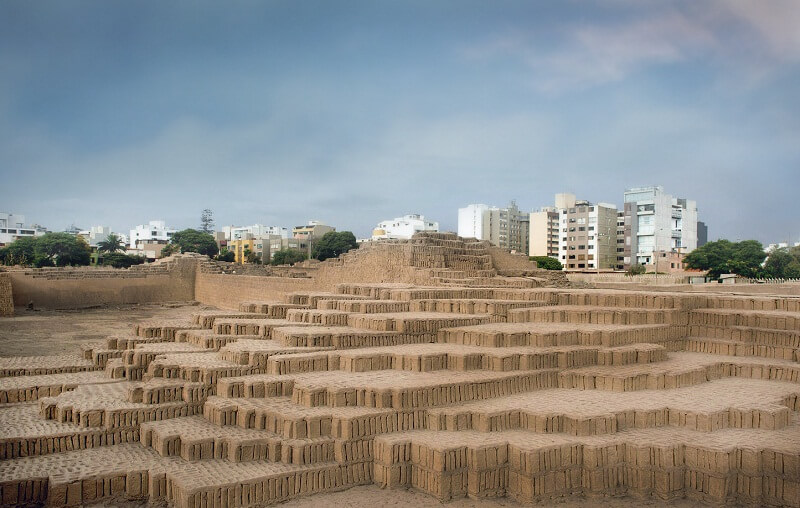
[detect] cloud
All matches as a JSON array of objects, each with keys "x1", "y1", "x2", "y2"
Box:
[
  {"x1": 463, "y1": 0, "x2": 800, "y2": 92},
  {"x1": 713, "y1": 0, "x2": 800, "y2": 61}
]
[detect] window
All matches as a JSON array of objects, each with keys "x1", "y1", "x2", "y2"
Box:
[
  {"x1": 578, "y1": 245, "x2": 586, "y2": 250},
  {"x1": 578, "y1": 227, "x2": 585, "y2": 231}
]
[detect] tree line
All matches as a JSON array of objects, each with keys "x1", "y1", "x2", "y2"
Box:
[{"x1": 684, "y1": 239, "x2": 800, "y2": 280}]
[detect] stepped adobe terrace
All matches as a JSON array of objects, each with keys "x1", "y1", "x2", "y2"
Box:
[{"x1": 0, "y1": 233, "x2": 798, "y2": 507}]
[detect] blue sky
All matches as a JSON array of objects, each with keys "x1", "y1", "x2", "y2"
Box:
[{"x1": 2, "y1": 0, "x2": 799, "y2": 243}]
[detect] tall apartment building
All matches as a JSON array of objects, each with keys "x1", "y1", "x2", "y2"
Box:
[
  {"x1": 372, "y1": 214, "x2": 438, "y2": 240},
  {"x1": 528, "y1": 207, "x2": 559, "y2": 258},
  {"x1": 622, "y1": 186, "x2": 698, "y2": 268},
  {"x1": 697, "y1": 221, "x2": 708, "y2": 247},
  {"x1": 556, "y1": 195, "x2": 618, "y2": 271},
  {"x1": 615, "y1": 211, "x2": 626, "y2": 270},
  {"x1": 457, "y1": 201, "x2": 529, "y2": 253},
  {"x1": 457, "y1": 204, "x2": 489, "y2": 239}
]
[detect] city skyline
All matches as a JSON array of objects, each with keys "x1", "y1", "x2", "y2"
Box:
[{"x1": 2, "y1": 1, "x2": 799, "y2": 243}]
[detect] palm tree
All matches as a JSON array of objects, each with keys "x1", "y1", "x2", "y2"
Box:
[{"x1": 97, "y1": 234, "x2": 125, "y2": 254}]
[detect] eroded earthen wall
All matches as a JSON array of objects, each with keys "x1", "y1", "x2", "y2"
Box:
[
  {"x1": 8, "y1": 260, "x2": 197, "y2": 309},
  {"x1": 194, "y1": 273, "x2": 316, "y2": 310},
  {"x1": 0, "y1": 272, "x2": 13, "y2": 316}
]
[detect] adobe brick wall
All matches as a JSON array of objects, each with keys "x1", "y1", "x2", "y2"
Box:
[
  {"x1": 195, "y1": 273, "x2": 316, "y2": 310},
  {"x1": 487, "y1": 247, "x2": 537, "y2": 271},
  {"x1": 8, "y1": 258, "x2": 197, "y2": 310},
  {"x1": 0, "y1": 272, "x2": 13, "y2": 316}
]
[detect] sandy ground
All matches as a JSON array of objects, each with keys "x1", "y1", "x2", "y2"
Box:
[
  {"x1": 279, "y1": 485, "x2": 701, "y2": 507},
  {"x1": 0, "y1": 303, "x2": 202, "y2": 356},
  {"x1": 1, "y1": 305, "x2": 705, "y2": 508}
]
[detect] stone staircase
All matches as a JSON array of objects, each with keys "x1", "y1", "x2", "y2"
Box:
[{"x1": 1, "y1": 285, "x2": 799, "y2": 507}]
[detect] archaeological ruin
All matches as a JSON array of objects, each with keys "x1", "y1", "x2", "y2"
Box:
[{"x1": 0, "y1": 232, "x2": 798, "y2": 507}]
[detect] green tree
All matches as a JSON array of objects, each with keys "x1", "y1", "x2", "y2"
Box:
[
  {"x1": 311, "y1": 231, "x2": 358, "y2": 261},
  {"x1": 684, "y1": 239, "x2": 766, "y2": 279},
  {"x1": 271, "y1": 248, "x2": 307, "y2": 266},
  {"x1": 97, "y1": 233, "x2": 125, "y2": 254},
  {"x1": 169, "y1": 229, "x2": 219, "y2": 256},
  {"x1": 244, "y1": 248, "x2": 261, "y2": 264},
  {"x1": 101, "y1": 252, "x2": 146, "y2": 268},
  {"x1": 200, "y1": 209, "x2": 215, "y2": 234},
  {"x1": 160, "y1": 243, "x2": 178, "y2": 257},
  {"x1": 215, "y1": 248, "x2": 235, "y2": 262},
  {"x1": 763, "y1": 247, "x2": 800, "y2": 279},
  {"x1": 625, "y1": 264, "x2": 647, "y2": 277},
  {"x1": 2, "y1": 237, "x2": 37, "y2": 265},
  {"x1": 34, "y1": 233, "x2": 91, "y2": 267},
  {"x1": 529, "y1": 256, "x2": 563, "y2": 270}
]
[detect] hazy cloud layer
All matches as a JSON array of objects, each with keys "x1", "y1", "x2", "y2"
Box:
[{"x1": 1, "y1": 1, "x2": 798, "y2": 243}]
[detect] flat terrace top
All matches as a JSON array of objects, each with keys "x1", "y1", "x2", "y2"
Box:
[
  {"x1": 430, "y1": 377, "x2": 799, "y2": 418},
  {"x1": 442, "y1": 322, "x2": 674, "y2": 333},
  {"x1": 376, "y1": 419, "x2": 800, "y2": 453}
]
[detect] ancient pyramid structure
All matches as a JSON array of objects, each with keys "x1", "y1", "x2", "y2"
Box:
[{"x1": 0, "y1": 233, "x2": 798, "y2": 506}]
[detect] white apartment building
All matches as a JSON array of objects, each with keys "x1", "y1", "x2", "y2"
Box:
[
  {"x1": 622, "y1": 186, "x2": 698, "y2": 267},
  {"x1": 0, "y1": 213, "x2": 47, "y2": 246},
  {"x1": 372, "y1": 214, "x2": 438, "y2": 240},
  {"x1": 222, "y1": 224, "x2": 290, "y2": 241},
  {"x1": 129, "y1": 220, "x2": 177, "y2": 249},
  {"x1": 457, "y1": 204, "x2": 491, "y2": 239}
]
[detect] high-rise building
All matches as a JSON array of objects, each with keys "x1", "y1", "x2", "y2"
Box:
[
  {"x1": 457, "y1": 204, "x2": 490, "y2": 239},
  {"x1": 457, "y1": 201, "x2": 529, "y2": 253},
  {"x1": 557, "y1": 199, "x2": 618, "y2": 270},
  {"x1": 615, "y1": 211, "x2": 626, "y2": 270},
  {"x1": 697, "y1": 221, "x2": 708, "y2": 247},
  {"x1": 622, "y1": 186, "x2": 698, "y2": 268},
  {"x1": 528, "y1": 207, "x2": 560, "y2": 258}
]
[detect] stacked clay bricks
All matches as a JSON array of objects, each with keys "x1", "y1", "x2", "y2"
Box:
[{"x1": 1, "y1": 234, "x2": 799, "y2": 507}]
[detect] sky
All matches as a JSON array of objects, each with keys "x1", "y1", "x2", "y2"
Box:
[{"x1": 1, "y1": 0, "x2": 799, "y2": 243}]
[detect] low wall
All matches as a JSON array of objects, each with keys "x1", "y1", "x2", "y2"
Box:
[
  {"x1": 568, "y1": 273, "x2": 690, "y2": 285},
  {"x1": 0, "y1": 273, "x2": 13, "y2": 316},
  {"x1": 593, "y1": 282, "x2": 800, "y2": 297},
  {"x1": 8, "y1": 260, "x2": 197, "y2": 309}
]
